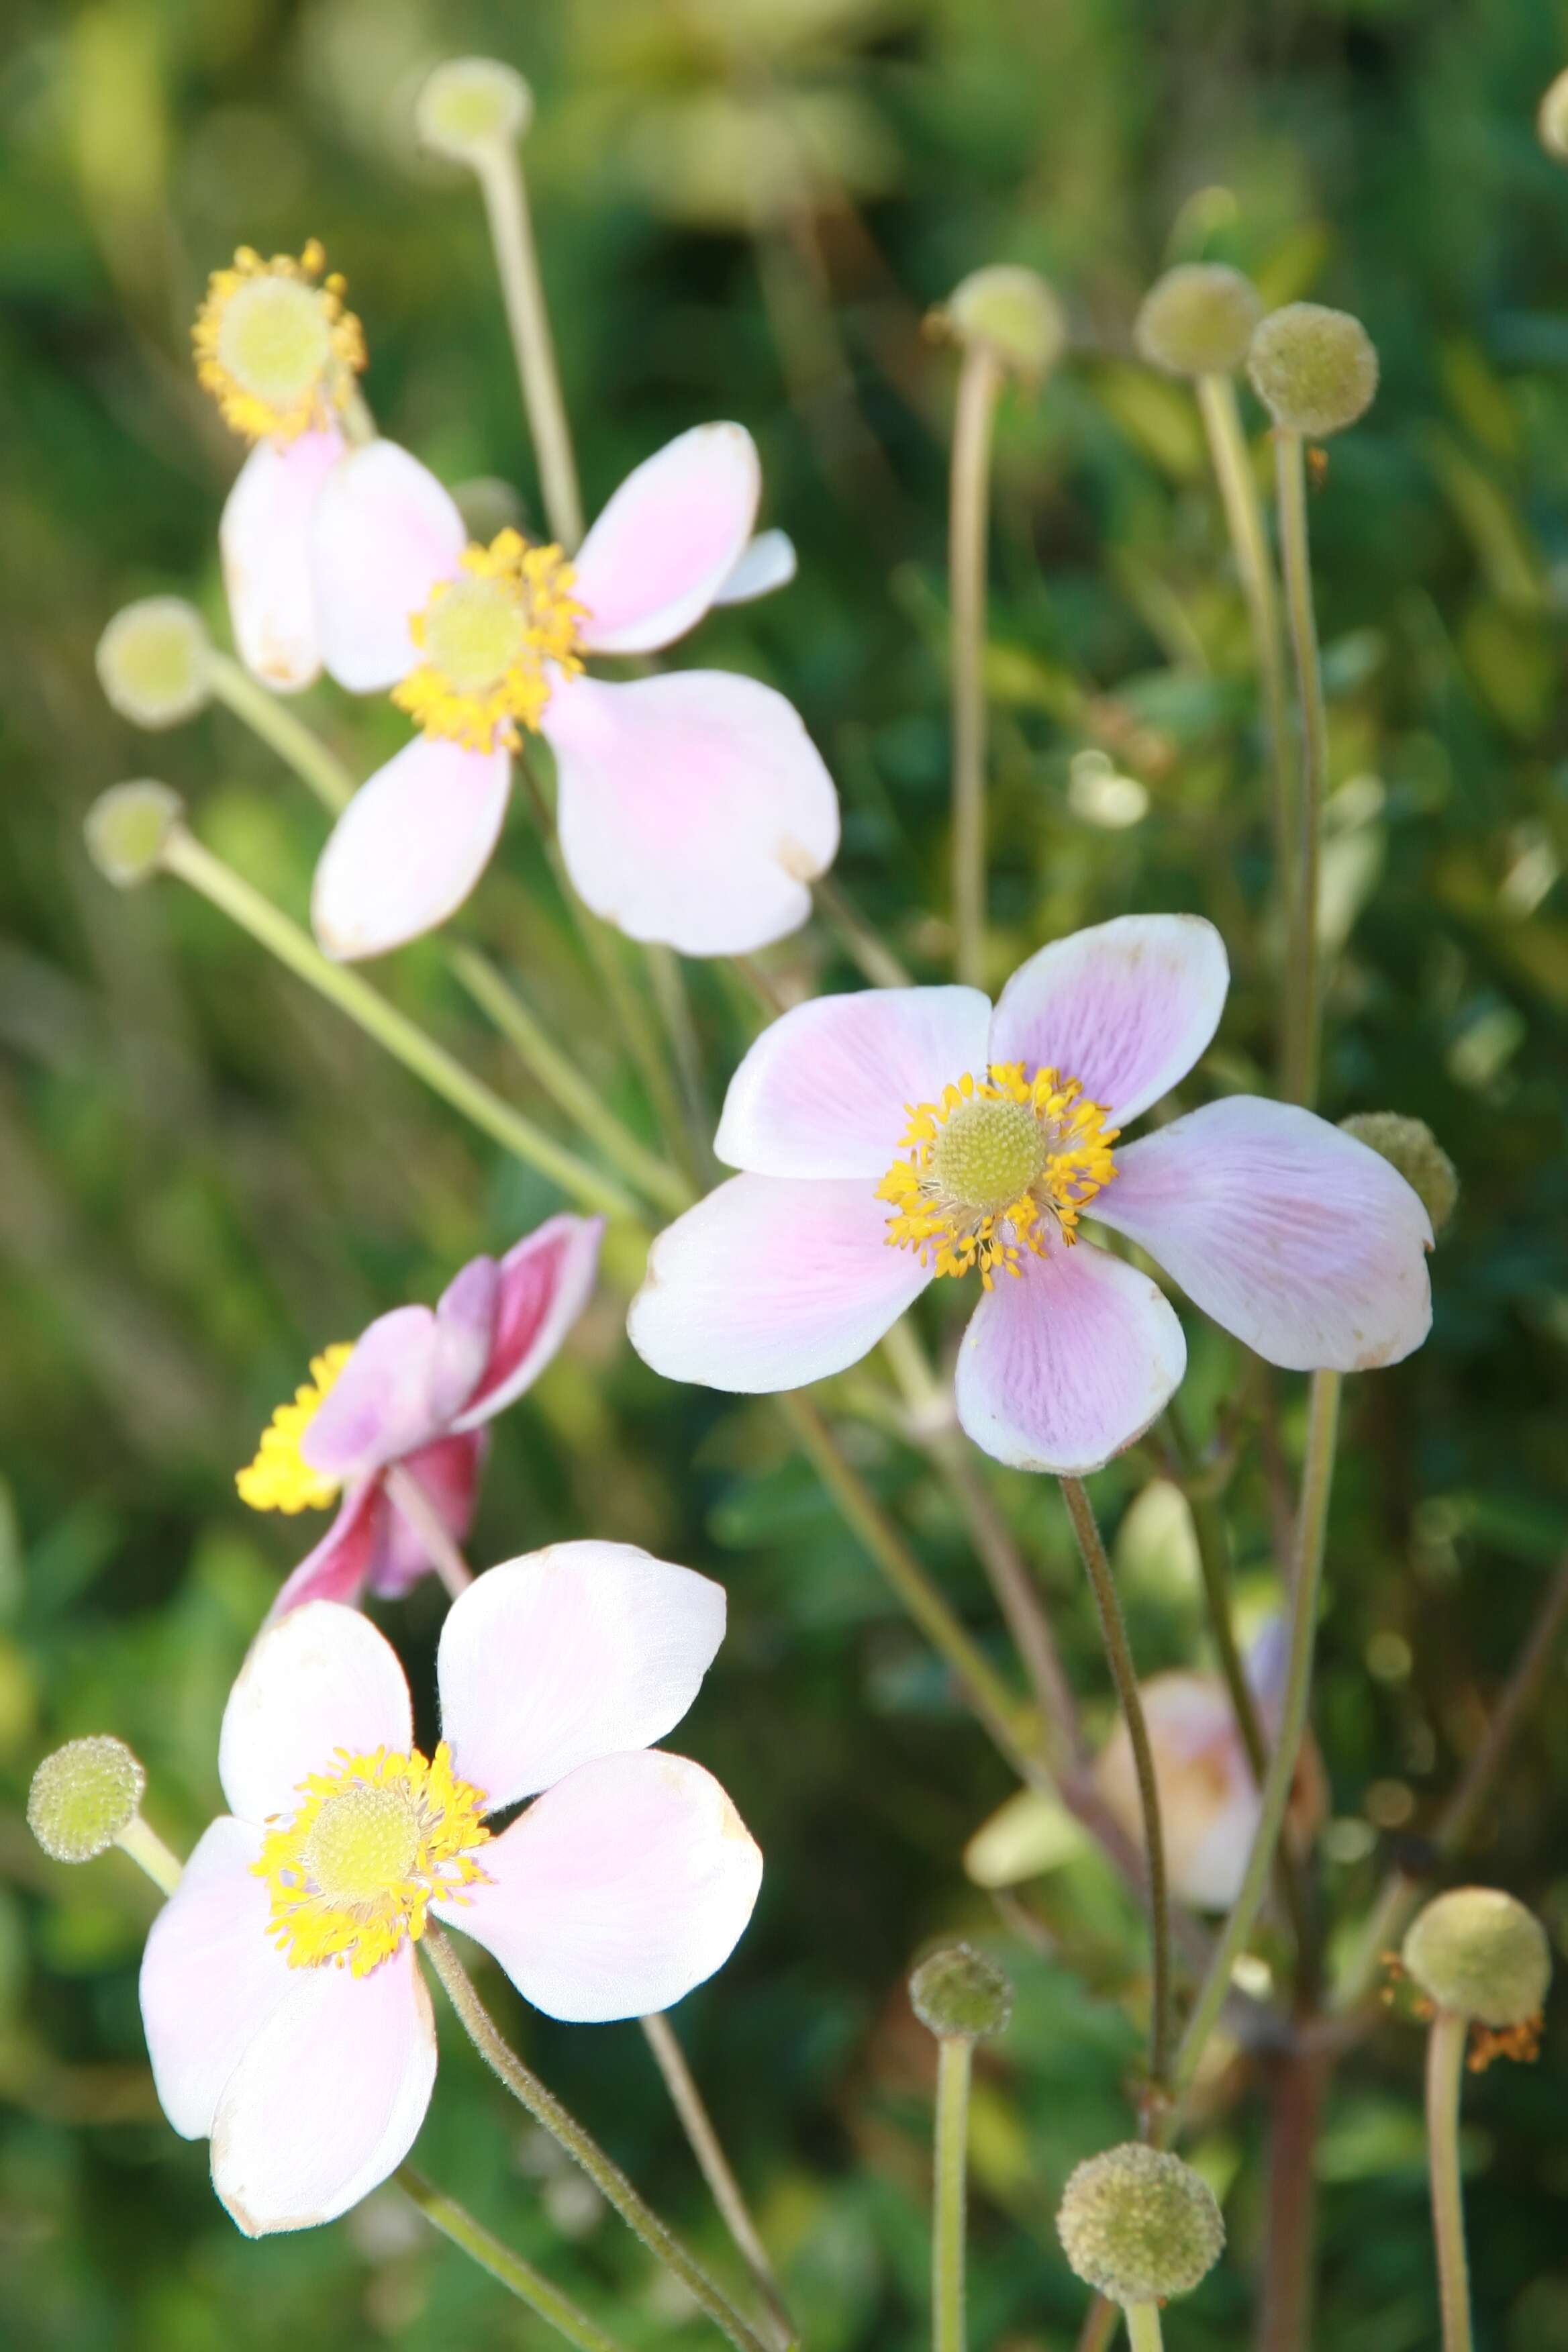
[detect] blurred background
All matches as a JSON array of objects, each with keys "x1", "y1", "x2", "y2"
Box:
[{"x1": 5, "y1": 0, "x2": 1568, "y2": 2344}]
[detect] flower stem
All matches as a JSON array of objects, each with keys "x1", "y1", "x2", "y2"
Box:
[
  {"x1": 395, "y1": 2165, "x2": 630, "y2": 2352},
  {"x1": 205, "y1": 652, "x2": 354, "y2": 814},
  {"x1": 1059, "y1": 1477, "x2": 1173, "y2": 2094},
  {"x1": 948, "y1": 343, "x2": 1003, "y2": 991},
  {"x1": 113, "y1": 1814, "x2": 183, "y2": 1896},
  {"x1": 471, "y1": 140, "x2": 585, "y2": 548},
  {"x1": 1126, "y1": 2304, "x2": 1164, "y2": 2352},
  {"x1": 640, "y1": 2012, "x2": 796, "y2": 2351},
  {"x1": 1275, "y1": 428, "x2": 1328, "y2": 1108},
  {"x1": 812, "y1": 873, "x2": 912, "y2": 989},
  {"x1": 645, "y1": 944, "x2": 717, "y2": 1181},
  {"x1": 1257, "y1": 2045, "x2": 1328, "y2": 2352},
  {"x1": 383, "y1": 1464, "x2": 473, "y2": 1599},
  {"x1": 1074, "y1": 2300, "x2": 1118, "y2": 2352},
  {"x1": 1173, "y1": 1369, "x2": 1340, "y2": 2096},
  {"x1": 157, "y1": 824, "x2": 642, "y2": 1228},
  {"x1": 932, "y1": 2033, "x2": 972, "y2": 2352},
  {"x1": 422, "y1": 1928, "x2": 769, "y2": 2352},
  {"x1": 1426, "y1": 2008, "x2": 1474, "y2": 2352}
]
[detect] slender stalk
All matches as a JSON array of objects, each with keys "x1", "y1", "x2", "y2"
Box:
[
  {"x1": 422, "y1": 1928, "x2": 768, "y2": 2352},
  {"x1": 1257, "y1": 2047, "x2": 1328, "y2": 2352},
  {"x1": 1174, "y1": 1371, "x2": 1341, "y2": 2096},
  {"x1": 113, "y1": 1814, "x2": 183, "y2": 1896},
  {"x1": 948, "y1": 344, "x2": 1004, "y2": 989},
  {"x1": 813, "y1": 873, "x2": 913, "y2": 989},
  {"x1": 646, "y1": 944, "x2": 716, "y2": 1179},
  {"x1": 932, "y1": 2035, "x2": 972, "y2": 2352},
  {"x1": 1275, "y1": 429, "x2": 1328, "y2": 1107},
  {"x1": 1075, "y1": 2300, "x2": 1119, "y2": 2352},
  {"x1": 384, "y1": 1464, "x2": 473, "y2": 1600},
  {"x1": 158, "y1": 825, "x2": 641, "y2": 1226},
  {"x1": 1060, "y1": 1477, "x2": 1173, "y2": 2092},
  {"x1": 395, "y1": 2165, "x2": 630, "y2": 2352},
  {"x1": 471, "y1": 140, "x2": 584, "y2": 548},
  {"x1": 205, "y1": 653, "x2": 354, "y2": 815},
  {"x1": 1126, "y1": 2306, "x2": 1163, "y2": 2352},
  {"x1": 640, "y1": 2012, "x2": 795, "y2": 2352},
  {"x1": 1426, "y1": 2010, "x2": 1474, "y2": 2352}
]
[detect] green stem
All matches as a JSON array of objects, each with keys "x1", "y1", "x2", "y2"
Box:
[
  {"x1": 932, "y1": 2035, "x2": 972, "y2": 2352},
  {"x1": 471, "y1": 140, "x2": 585, "y2": 548},
  {"x1": 645, "y1": 944, "x2": 716, "y2": 1179},
  {"x1": 813, "y1": 873, "x2": 913, "y2": 989},
  {"x1": 1059, "y1": 1477, "x2": 1173, "y2": 2093},
  {"x1": 948, "y1": 343, "x2": 1003, "y2": 990},
  {"x1": 395, "y1": 2165, "x2": 630, "y2": 2352},
  {"x1": 158, "y1": 825, "x2": 641, "y2": 1226},
  {"x1": 113, "y1": 1814, "x2": 183, "y2": 1896},
  {"x1": 1174, "y1": 1369, "x2": 1340, "y2": 2096},
  {"x1": 1426, "y1": 2009, "x2": 1474, "y2": 2352},
  {"x1": 1126, "y1": 2304, "x2": 1163, "y2": 2352},
  {"x1": 1275, "y1": 428, "x2": 1328, "y2": 1108},
  {"x1": 422, "y1": 1929, "x2": 768, "y2": 2352},
  {"x1": 1075, "y1": 2300, "x2": 1119, "y2": 2352},
  {"x1": 205, "y1": 653, "x2": 354, "y2": 815}
]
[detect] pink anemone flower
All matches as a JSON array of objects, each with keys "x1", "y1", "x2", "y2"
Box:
[
  {"x1": 139, "y1": 1557, "x2": 762, "y2": 2235},
  {"x1": 238, "y1": 1215, "x2": 602, "y2": 1620},
  {"x1": 628, "y1": 914, "x2": 1433, "y2": 1474},
  {"x1": 301, "y1": 422, "x2": 838, "y2": 961}
]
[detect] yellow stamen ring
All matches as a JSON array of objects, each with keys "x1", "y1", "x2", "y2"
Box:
[
  {"x1": 236, "y1": 1342, "x2": 354, "y2": 1514},
  {"x1": 876, "y1": 1064, "x2": 1119, "y2": 1287},
  {"x1": 252, "y1": 1741, "x2": 491, "y2": 1976},
  {"x1": 193, "y1": 240, "x2": 365, "y2": 444},
  {"x1": 393, "y1": 530, "x2": 585, "y2": 752}
]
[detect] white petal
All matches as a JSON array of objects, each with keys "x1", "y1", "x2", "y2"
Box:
[
  {"x1": 218, "y1": 1602, "x2": 412, "y2": 1827},
  {"x1": 310, "y1": 439, "x2": 466, "y2": 691},
  {"x1": 438, "y1": 1542, "x2": 726, "y2": 1808},
  {"x1": 311, "y1": 736, "x2": 510, "y2": 962},
  {"x1": 221, "y1": 430, "x2": 343, "y2": 692},
  {"x1": 573, "y1": 423, "x2": 760, "y2": 654},
  {"x1": 628, "y1": 1173, "x2": 930, "y2": 1391},
  {"x1": 714, "y1": 985, "x2": 993, "y2": 1179},
  {"x1": 713, "y1": 530, "x2": 797, "y2": 605},
  {"x1": 987, "y1": 915, "x2": 1229, "y2": 1124},
  {"x1": 139, "y1": 1817, "x2": 291, "y2": 2139}
]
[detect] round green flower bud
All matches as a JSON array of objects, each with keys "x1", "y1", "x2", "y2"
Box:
[
  {"x1": 96, "y1": 598, "x2": 211, "y2": 729},
  {"x1": 1338, "y1": 1113, "x2": 1458, "y2": 1237},
  {"x1": 909, "y1": 1941, "x2": 1013, "y2": 2040},
  {"x1": 1538, "y1": 68, "x2": 1568, "y2": 164},
  {"x1": 85, "y1": 782, "x2": 184, "y2": 888},
  {"x1": 28, "y1": 1736, "x2": 146, "y2": 1863},
  {"x1": 940, "y1": 265, "x2": 1067, "y2": 382},
  {"x1": 1057, "y1": 2143, "x2": 1224, "y2": 2307},
  {"x1": 1247, "y1": 303, "x2": 1378, "y2": 438},
  {"x1": 1402, "y1": 1887, "x2": 1551, "y2": 2027},
  {"x1": 415, "y1": 58, "x2": 533, "y2": 162},
  {"x1": 1134, "y1": 263, "x2": 1262, "y2": 379}
]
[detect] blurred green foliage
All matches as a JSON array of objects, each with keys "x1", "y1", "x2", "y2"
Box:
[{"x1": 5, "y1": 0, "x2": 1568, "y2": 2346}]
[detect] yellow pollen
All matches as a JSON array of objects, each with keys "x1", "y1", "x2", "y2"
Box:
[
  {"x1": 192, "y1": 240, "x2": 366, "y2": 444},
  {"x1": 393, "y1": 530, "x2": 585, "y2": 752},
  {"x1": 876, "y1": 1064, "x2": 1119, "y2": 1287},
  {"x1": 236, "y1": 1343, "x2": 354, "y2": 1514},
  {"x1": 253, "y1": 1741, "x2": 491, "y2": 1975}
]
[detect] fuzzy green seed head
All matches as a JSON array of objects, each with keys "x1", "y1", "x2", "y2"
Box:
[
  {"x1": 1057, "y1": 2143, "x2": 1224, "y2": 2306},
  {"x1": 1247, "y1": 303, "x2": 1379, "y2": 438},
  {"x1": 909, "y1": 1942, "x2": 1014, "y2": 2040},
  {"x1": 1402, "y1": 1887, "x2": 1551, "y2": 2027},
  {"x1": 1539, "y1": 68, "x2": 1568, "y2": 163},
  {"x1": 1339, "y1": 1113, "x2": 1458, "y2": 1237},
  {"x1": 940, "y1": 265, "x2": 1067, "y2": 382},
  {"x1": 96, "y1": 598, "x2": 211, "y2": 728},
  {"x1": 28, "y1": 1736, "x2": 146, "y2": 1863},
  {"x1": 1135, "y1": 262, "x2": 1262, "y2": 378},
  {"x1": 415, "y1": 58, "x2": 534, "y2": 161},
  {"x1": 85, "y1": 782, "x2": 184, "y2": 888}
]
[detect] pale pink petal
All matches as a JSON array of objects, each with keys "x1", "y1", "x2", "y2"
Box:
[
  {"x1": 714, "y1": 986, "x2": 992, "y2": 1179},
  {"x1": 218, "y1": 1602, "x2": 412, "y2": 1827},
  {"x1": 211, "y1": 1946, "x2": 436, "y2": 2235},
  {"x1": 713, "y1": 530, "x2": 796, "y2": 606},
  {"x1": 311, "y1": 736, "x2": 511, "y2": 962},
  {"x1": 954, "y1": 1239, "x2": 1187, "y2": 1474},
  {"x1": 221, "y1": 430, "x2": 344, "y2": 692},
  {"x1": 372, "y1": 1431, "x2": 486, "y2": 1598},
  {"x1": 452, "y1": 1214, "x2": 605, "y2": 1428},
  {"x1": 628, "y1": 1173, "x2": 930, "y2": 1391},
  {"x1": 1092, "y1": 1097, "x2": 1434, "y2": 1371},
  {"x1": 139, "y1": 1817, "x2": 291, "y2": 2138},
  {"x1": 573, "y1": 424, "x2": 760, "y2": 654},
  {"x1": 434, "y1": 1750, "x2": 761, "y2": 2022},
  {"x1": 309, "y1": 438, "x2": 466, "y2": 691},
  {"x1": 546, "y1": 670, "x2": 839, "y2": 955},
  {"x1": 437, "y1": 1542, "x2": 726, "y2": 1806},
  {"x1": 303, "y1": 1293, "x2": 493, "y2": 1483},
  {"x1": 987, "y1": 916, "x2": 1229, "y2": 1124},
  {"x1": 264, "y1": 1481, "x2": 390, "y2": 1624}
]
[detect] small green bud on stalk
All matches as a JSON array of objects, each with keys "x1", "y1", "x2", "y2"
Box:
[
  {"x1": 416, "y1": 57, "x2": 534, "y2": 162},
  {"x1": 1247, "y1": 302, "x2": 1379, "y2": 438},
  {"x1": 1057, "y1": 2143, "x2": 1224, "y2": 2306},
  {"x1": 1539, "y1": 68, "x2": 1568, "y2": 163},
  {"x1": 1339, "y1": 1113, "x2": 1459, "y2": 1236},
  {"x1": 1135, "y1": 262, "x2": 1261, "y2": 379},
  {"x1": 935, "y1": 264, "x2": 1067, "y2": 385},
  {"x1": 96, "y1": 598, "x2": 211, "y2": 728},
  {"x1": 85, "y1": 781, "x2": 185, "y2": 888},
  {"x1": 1403, "y1": 1887, "x2": 1551, "y2": 2028},
  {"x1": 28, "y1": 1736, "x2": 145, "y2": 1862},
  {"x1": 910, "y1": 1941, "x2": 1014, "y2": 2040}
]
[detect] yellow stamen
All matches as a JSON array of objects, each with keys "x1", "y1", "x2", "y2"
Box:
[
  {"x1": 393, "y1": 530, "x2": 584, "y2": 752},
  {"x1": 252, "y1": 1741, "x2": 491, "y2": 1975},
  {"x1": 236, "y1": 1343, "x2": 354, "y2": 1514},
  {"x1": 876, "y1": 1064, "x2": 1119, "y2": 1287},
  {"x1": 193, "y1": 240, "x2": 365, "y2": 444}
]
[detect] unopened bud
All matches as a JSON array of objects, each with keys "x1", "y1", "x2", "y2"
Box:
[
  {"x1": 28, "y1": 1736, "x2": 146, "y2": 1863},
  {"x1": 1402, "y1": 1887, "x2": 1551, "y2": 2028},
  {"x1": 415, "y1": 58, "x2": 534, "y2": 162},
  {"x1": 936, "y1": 265, "x2": 1067, "y2": 383},
  {"x1": 909, "y1": 1941, "x2": 1013, "y2": 2040},
  {"x1": 96, "y1": 598, "x2": 211, "y2": 728},
  {"x1": 1339, "y1": 1113, "x2": 1458, "y2": 1237},
  {"x1": 1135, "y1": 263, "x2": 1262, "y2": 379},
  {"x1": 1247, "y1": 303, "x2": 1378, "y2": 438},
  {"x1": 1057, "y1": 2143, "x2": 1224, "y2": 2306},
  {"x1": 1539, "y1": 68, "x2": 1568, "y2": 163},
  {"x1": 85, "y1": 783, "x2": 184, "y2": 888}
]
